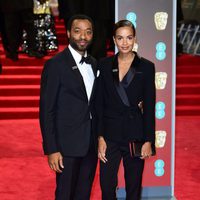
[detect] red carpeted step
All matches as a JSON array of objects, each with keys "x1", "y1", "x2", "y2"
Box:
[
  {"x1": 0, "y1": 75, "x2": 40, "y2": 85},
  {"x1": 176, "y1": 74, "x2": 200, "y2": 84},
  {"x1": 176, "y1": 65, "x2": 200, "y2": 74},
  {"x1": 176, "y1": 54, "x2": 200, "y2": 66},
  {"x1": 0, "y1": 85, "x2": 40, "y2": 96},
  {"x1": 1, "y1": 55, "x2": 54, "y2": 66},
  {"x1": 0, "y1": 107, "x2": 39, "y2": 119},
  {"x1": 1, "y1": 59, "x2": 45, "y2": 66},
  {"x1": 55, "y1": 24, "x2": 65, "y2": 28},
  {"x1": 176, "y1": 105, "x2": 200, "y2": 116},
  {"x1": 1, "y1": 46, "x2": 66, "y2": 66},
  {"x1": 56, "y1": 30, "x2": 67, "y2": 34},
  {"x1": 1, "y1": 66, "x2": 43, "y2": 75},
  {"x1": 58, "y1": 38, "x2": 67, "y2": 44},
  {"x1": 176, "y1": 55, "x2": 200, "y2": 116},
  {"x1": 0, "y1": 96, "x2": 39, "y2": 107},
  {"x1": 176, "y1": 84, "x2": 200, "y2": 94},
  {"x1": 176, "y1": 94, "x2": 200, "y2": 106},
  {"x1": 0, "y1": 20, "x2": 65, "y2": 120}
]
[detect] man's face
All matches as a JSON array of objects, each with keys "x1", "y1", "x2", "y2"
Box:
[{"x1": 67, "y1": 19, "x2": 93, "y2": 55}]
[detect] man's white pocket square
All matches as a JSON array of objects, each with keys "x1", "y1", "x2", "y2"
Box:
[{"x1": 97, "y1": 70, "x2": 100, "y2": 77}]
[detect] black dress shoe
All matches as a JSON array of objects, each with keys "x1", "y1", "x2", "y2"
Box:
[{"x1": 27, "y1": 50, "x2": 44, "y2": 58}]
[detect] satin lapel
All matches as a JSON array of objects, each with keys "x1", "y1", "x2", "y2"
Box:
[
  {"x1": 89, "y1": 57, "x2": 97, "y2": 102},
  {"x1": 121, "y1": 53, "x2": 141, "y2": 88},
  {"x1": 64, "y1": 48, "x2": 88, "y2": 101},
  {"x1": 110, "y1": 53, "x2": 141, "y2": 105},
  {"x1": 112, "y1": 54, "x2": 119, "y2": 82},
  {"x1": 111, "y1": 54, "x2": 125, "y2": 104}
]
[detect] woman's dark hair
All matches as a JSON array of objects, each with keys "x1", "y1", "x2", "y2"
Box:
[
  {"x1": 113, "y1": 20, "x2": 136, "y2": 37},
  {"x1": 67, "y1": 14, "x2": 94, "y2": 31}
]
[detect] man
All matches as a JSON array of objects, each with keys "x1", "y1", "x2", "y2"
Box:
[
  {"x1": 39, "y1": 14, "x2": 98, "y2": 200},
  {"x1": 57, "y1": 0, "x2": 115, "y2": 59}
]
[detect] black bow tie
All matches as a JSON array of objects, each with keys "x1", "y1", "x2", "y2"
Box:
[{"x1": 79, "y1": 56, "x2": 92, "y2": 65}]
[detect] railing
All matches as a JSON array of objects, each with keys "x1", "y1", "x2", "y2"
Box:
[{"x1": 177, "y1": 20, "x2": 200, "y2": 55}]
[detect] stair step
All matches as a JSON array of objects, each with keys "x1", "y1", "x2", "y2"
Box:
[
  {"x1": 0, "y1": 75, "x2": 40, "y2": 85},
  {"x1": 0, "y1": 85, "x2": 40, "y2": 96},
  {"x1": 176, "y1": 105, "x2": 200, "y2": 116},
  {"x1": 1, "y1": 54, "x2": 53, "y2": 60},
  {"x1": 176, "y1": 54, "x2": 200, "y2": 66},
  {"x1": 58, "y1": 39, "x2": 67, "y2": 44},
  {"x1": 176, "y1": 84, "x2": 200, "y2": 94},
  {"x1": 176, "y1": 65, "x2": 200, "y2": 74},
  {"x1": 176, "y1": 74, "x2": 200, "y2": 84},
  {"x1": 176, "y1": 95, "x2": 200, "y2": 106},
  {"x1": 1, "y1": 46, "x2": 67, "y2": 66},
  {"x1": 56, "y1": 30, "x2": 67, "y2": 34},
  {"x1": 0, "y1": 19, "x2": 65, "y2": 120},
  {"x1": 0, "y1": 107, "x2": 39, "y2": 119},
  {"x1": 55, "y1": 27, "x2": 65, "y2": 30},
  {"x1": 1, "y1": 66, "x2": 43, "y2": 75},
  {"x1": 1, "y1": 56, "x2": 49, "y2": 66},
  {"x1": 55, "y1": 24, "x2": 65, "y2": 29},
  {"x1": 0, "y1": 96, "x2": 39, "y2": 107}
]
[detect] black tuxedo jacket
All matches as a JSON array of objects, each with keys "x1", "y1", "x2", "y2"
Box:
[
  {"x1": 39, "y1": 48, "x2": 97, "y2": 156},
  {"x1": 96, "y1": 53, "x2": 155, "y2": 143}
]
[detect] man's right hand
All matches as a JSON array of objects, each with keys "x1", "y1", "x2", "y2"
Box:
[{"x1": 48, "y1": 152, "x2": 64, "y2": 173}]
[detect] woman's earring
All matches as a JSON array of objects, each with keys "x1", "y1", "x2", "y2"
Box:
[{"x1": 132, "y1": 43, "x2": 138, "y2": 52}]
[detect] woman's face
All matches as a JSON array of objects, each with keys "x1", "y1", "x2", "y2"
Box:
[{"x1": 113, "y1": 26, "x2": 135, "y2": 54}]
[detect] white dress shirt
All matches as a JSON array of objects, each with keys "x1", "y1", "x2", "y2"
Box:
[{"x1": 68, "y1": 45, "x2": 95, "y2": 101}]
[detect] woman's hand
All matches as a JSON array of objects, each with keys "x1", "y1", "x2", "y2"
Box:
[
  {"x1": 98, "y1": 136, "x2": 108, "y2": 163},
  {"x1": 141, "y1": 142, "x2": 152, "y2": 159}
]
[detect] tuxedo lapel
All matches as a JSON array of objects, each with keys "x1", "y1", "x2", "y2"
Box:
[
  {"x1": 112, "y1": 54, "x2": 119, "y2": 82},
  {"x1": 89, "y1": 57, "x2": 97, "y2": 103},
  {"x1": 64, "y1": 48, "x2": 88, "y2": 101},
  {"x1": 110, "y1": 54, "x2": 133, "y2": 106},
  {"x1": 110, "y1": 54, "x2": 125, "y2": 104}
]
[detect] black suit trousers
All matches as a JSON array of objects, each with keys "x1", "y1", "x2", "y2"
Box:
[
  {"x1": 55, "y1": 139, "x2": 97, "y2": 200},
  {"x1": 100, "y1": 140, "x2": 144, "y2": 200}
]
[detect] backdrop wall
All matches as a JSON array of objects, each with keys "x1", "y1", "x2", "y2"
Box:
[{"x1": 115, "y1": 0, "x2": 176, "y2": 198}]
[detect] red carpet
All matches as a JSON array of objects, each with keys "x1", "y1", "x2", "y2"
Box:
[
  {"x1": 0, "y1": 117, "x2": 199, "y2": 199},
  {"x1": 175, "y1": 116, "x2": 200, "y2": 199},
  {"x1": 0, "y1": 119, "x2": 101, "y2": 200},
  {"x1": 0, "y1": 19, "x2": 199, "y2": 199},
  {"x1": 176, "y1": 54, "x2": 200, "y2": 115}
]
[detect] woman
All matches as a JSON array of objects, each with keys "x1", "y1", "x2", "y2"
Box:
[{"x1": 96, "y1": 20, "x2": 156, "y2": 200}]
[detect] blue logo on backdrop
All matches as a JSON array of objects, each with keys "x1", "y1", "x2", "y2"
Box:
[
  {"x1": 155, "y1": 168, "x2": 165, "y2": 176},
  {"x1": 156, "y1": 101, "x2": 166, "y2": 119},
  {"x1": 126, "y1": 12, "x2": 137, "y2": 28},
  {"x1": 156, "y1": 42, "x2": 166, "y2": 51},
  {"x1": 156, "y1": 42, "x2": 166, "y2": 60},
  {"x1": 154, "y1": 159, "x2": 165, "y2": 177},
  {"x1": 155, "y1": 159, "x2": 165, "y2": 168}
]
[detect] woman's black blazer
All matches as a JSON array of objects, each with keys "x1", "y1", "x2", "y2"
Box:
[{"x1": 95, "y1": 53, "x2": 156, "y2": 143}]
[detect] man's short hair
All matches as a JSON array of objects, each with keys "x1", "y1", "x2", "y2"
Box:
[{"x1": 67, "y1": 14, "x2": 94, "y2": 31}]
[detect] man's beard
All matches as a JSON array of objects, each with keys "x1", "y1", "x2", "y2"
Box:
[{"x1": 69, "y1": 38, "x2": 92, "y2": 53}]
